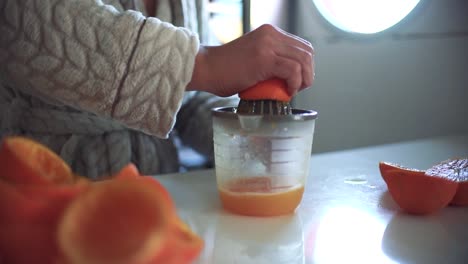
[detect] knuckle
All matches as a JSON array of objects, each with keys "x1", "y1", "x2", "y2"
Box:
[
  {"x1": 257, "y1": 24, "x2": 279, "y2": 40},
  {"x1": 302, "y1": 51, "x2": 312, "y2": 65},
  {"x1": 255, "y1": 46, "x2": 274, "y2": 60},
  {"x1": 259, "y1": 35, "x2": 275, "y2": 48},
  {"x1": 290, "y1": 79, "x2": 300, "y2": 91},
  {"x1": 291, "y1": 63, "x2": 301, "y2": 75},
  {"x1": 258, "y1": 24, "x2": 276, "y2": 34},
  {"x1": 296, "y1": 76, "x2": 302, "y2": 86},
  {"x1": 274, "y1": 57, "x2": 285, "y2": 68}
]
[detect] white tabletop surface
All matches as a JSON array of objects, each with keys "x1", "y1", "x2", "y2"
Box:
[{"x1": 154, "y1": 134, "x2": 468, "y2": 264}]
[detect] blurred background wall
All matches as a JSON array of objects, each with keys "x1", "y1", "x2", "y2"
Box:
[{"x1": 292, "y1": 0, "x2": 468, "y2": 153}]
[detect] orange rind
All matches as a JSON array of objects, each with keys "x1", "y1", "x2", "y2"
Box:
[
  {"x1": 239, "y1": 78, "x2": 291, "y2": 102},
  {"x1": 381, "y1": 168, "x2": 457, "y2": 215}
]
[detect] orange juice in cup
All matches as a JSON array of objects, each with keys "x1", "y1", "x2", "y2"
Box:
[
  {"x1": 219, "y1": 176, "x2": 305, "y2": 216},
  {"x1": 212, "y1": 107, "x2": 317, "y2": 217}
]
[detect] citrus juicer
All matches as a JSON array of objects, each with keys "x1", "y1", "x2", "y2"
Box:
[
  {"x1": 211, "y1": 79, "x2": 317, "y2": 216},
  {"x1": 236, "y1": 78, "x2": 292, "y2": 115},
  {"x1": 235, "y1": 78, "x2": 293, "y2": 131}
]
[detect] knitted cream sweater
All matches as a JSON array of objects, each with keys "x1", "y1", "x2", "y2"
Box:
[{"x1": 0, "y1": 0, "x2": 237, "y2": 178}]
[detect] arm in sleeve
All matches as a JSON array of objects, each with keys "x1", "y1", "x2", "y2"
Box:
[
  {"x1": 175, "y1": 91, "x2": 238, "y2": 160},
  {"x1": 0, "y1": 0, "x2": 199, "y2": 138}
]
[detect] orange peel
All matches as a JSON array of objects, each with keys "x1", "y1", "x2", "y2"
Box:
[{"x1": 239, "y1": 78, "x2": 291, "y2": 102}]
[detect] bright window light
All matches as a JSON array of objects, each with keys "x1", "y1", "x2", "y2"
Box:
[
  {"x1": 312, "y1": 0, "x2": 421, "y2": 34},
  {"x1": 310, "y1": 207, "x2": 397, "y2": 263}
]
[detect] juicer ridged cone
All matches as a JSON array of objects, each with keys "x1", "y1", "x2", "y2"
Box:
[
  {"x1": 237, "y1": 78, "x2": 292, "y2": 115},
  {"x1": 237, "y1": 99, "x2": 292, "y2": 115}
]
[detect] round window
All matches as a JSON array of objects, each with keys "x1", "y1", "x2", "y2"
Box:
[{"x1": 312, "y1": 0, "x2": 421, "y2": 34}]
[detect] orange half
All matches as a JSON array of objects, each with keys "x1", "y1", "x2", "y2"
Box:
[
  {"x1": 0, "y1": 136, "x2": 73, "y2": 185},
  {"x1": 381, "y1": 168, "x2": 458, "y2": 215},
  {"x1": 113, "y1": 163, "x2": 141, "y2": 179},
  {"x1": 239, "y1": 78, "x2": 291, "y2": 102},
  {"x1": 150, "y1": 218, "x2": 204, "y2": 264},
  {"x1": 426, "y1": 158, "x2": 468, "y2": 206},
  {"x1": 58, "y1": 179, "x2": 174, "y2": 264},
  {"x1": 0, "y1": 180, "x2": 86, "y2": 264}
]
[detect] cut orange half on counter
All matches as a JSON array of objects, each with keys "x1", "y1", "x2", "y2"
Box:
[
  {"x1": 426, "y1": 158, "x2": 468, "y2": 206},
  {"x1": 379, "y1": 161, "x2": 458, "y2": 215}
]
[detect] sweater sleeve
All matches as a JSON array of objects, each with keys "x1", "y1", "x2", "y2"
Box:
[
  {"x1": 0, "y1": 0, "x2": 199, "y2": 138},
  {"x1": 175, "y1": 92, "x2": 239, "y2": 160}
]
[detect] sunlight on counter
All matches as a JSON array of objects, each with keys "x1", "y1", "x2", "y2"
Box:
[
  {"x1": 212, "y1": 214, "x2": 304, "y2": 264},
  {"x1": 307, "y1": 207, "x2": 397, "y2": 264}
]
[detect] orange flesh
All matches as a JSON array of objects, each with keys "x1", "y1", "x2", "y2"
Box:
[
  {"x1": 59, "y1": 180, "x2": 171, "y2": 264},
  {"x1": 0, "y1": 136, "x2": 73, "y2": 185},
  {"x1": 425, "y1": 158, "x2": 468, "y2": 206},
  {"x1": 218, "y1": 177, "x2": 304, "y2": 217}
]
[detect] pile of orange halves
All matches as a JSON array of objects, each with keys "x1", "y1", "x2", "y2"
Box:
[{"x1": 0, "y1": 136, "x2": 203, "y2": 264}]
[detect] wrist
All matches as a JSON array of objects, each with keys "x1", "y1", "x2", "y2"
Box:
[{"x1": 187, "y1": 46, "x2": 211, "y2": 92}]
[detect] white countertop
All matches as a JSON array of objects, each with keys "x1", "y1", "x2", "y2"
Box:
[{"x1": 154, "y1": 134, "x2": 468, "y2": 264}]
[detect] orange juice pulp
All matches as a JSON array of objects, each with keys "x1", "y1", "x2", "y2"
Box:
[{"x1": 218, "y1": 177, "x2": 305, "y2": 217}]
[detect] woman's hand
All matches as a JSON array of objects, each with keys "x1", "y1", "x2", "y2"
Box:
[{"x1": 187, "y1": 24, "x2": 315, "y2": 97}]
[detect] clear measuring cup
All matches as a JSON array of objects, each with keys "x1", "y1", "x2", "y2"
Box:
[{"x1": 212, "y1": 107, "x2": 317, "y2": 216}]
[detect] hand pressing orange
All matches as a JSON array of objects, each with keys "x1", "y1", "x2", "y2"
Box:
[
  {"x1": 188, "y1": 24, "x2": 314, "y2": 98},
  {"x1": 239, "y1": 78, "x2": 291, "y2": 102}
]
